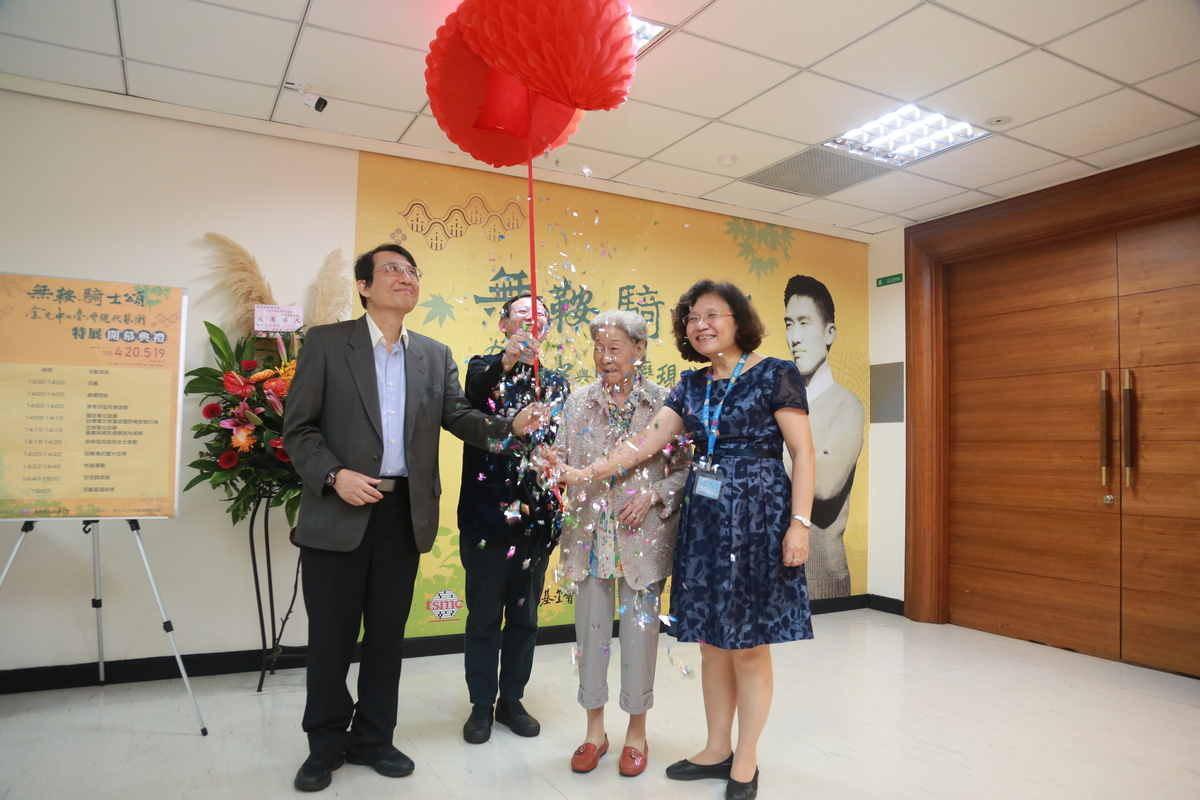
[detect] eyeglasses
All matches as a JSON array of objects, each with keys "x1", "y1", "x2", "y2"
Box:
[
  {"x1": 684, "y1": 311, "x2": 734, "y2": 328},
  {"x1": 374, "y1": 261, "x2": 423, "y2": 281}
]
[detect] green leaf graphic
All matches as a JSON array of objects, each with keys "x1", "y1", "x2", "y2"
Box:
[{"x1": 420, "y1": 294, "x2": 457, "y2": 327}]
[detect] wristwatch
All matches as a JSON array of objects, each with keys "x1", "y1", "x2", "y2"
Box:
[
  {"x1": 324, "y1": 467, "x2": 343, "y2": 488},
  {"x1": 790, "y1": 514, "x2": 812, "y2": 528}
]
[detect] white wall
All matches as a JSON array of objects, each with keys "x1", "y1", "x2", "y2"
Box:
[
  {"x1": 0, "y1": 87, "x2": 910, "y2": 672},
  {"x1": 0, "y1": 89, "x2": 358, "y2": 670},
  {"x1": 866, "y1": 228, "x2": 907, "y2": 600}
]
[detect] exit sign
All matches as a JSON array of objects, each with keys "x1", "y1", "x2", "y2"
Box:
[{"x1": 876, "y1": 273, "x2": 903, "y2": 287}]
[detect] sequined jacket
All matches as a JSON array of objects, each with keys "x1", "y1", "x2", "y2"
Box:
[{"x1": 557, "y1": 377, "x2": 687, "y2": 588}]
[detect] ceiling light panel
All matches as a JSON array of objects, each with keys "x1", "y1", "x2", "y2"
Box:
[
  {"x1": 824, "y1": 104, "x2": 993, "y2": 166},
  {"x1": 630, "y1": 16, "x2": 666, "y2": 52}
]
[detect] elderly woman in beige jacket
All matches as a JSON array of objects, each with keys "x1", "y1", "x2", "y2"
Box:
[{"x1": 558, "y1": 309, "x2": 687, "y2": 777}]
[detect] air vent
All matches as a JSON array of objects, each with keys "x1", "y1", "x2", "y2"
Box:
[{"x1": 742, "y1": 147, "x2": 894, "y2": 197}]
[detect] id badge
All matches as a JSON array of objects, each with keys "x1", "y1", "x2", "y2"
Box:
[{"x1": 694, "y1": 466, "x2": 724, "y2": 500}]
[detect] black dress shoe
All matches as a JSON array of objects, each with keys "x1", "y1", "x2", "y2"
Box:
[
  {"x1": 494, "y1": 698, "x2": 540, "y2": 737},
  {"x1": 464, "y1": 703, "x2": 494, "y2": 744},
  {"x1": 294, "y1": 753, "x2": 344, "y2": 792},
  {"x1": 726, "y1": 768, "x2": 759, "y2": 800},
  {"x1": 344, "y1": 743, "x2": 414, "y2": 778},
  {"x1": 665, "y1": 754, "x2": 734, "y2": 781}
]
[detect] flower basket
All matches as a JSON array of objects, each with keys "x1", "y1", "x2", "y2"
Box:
[{"x1": 182, "y1": 322, "x2": 303, "y2": 525}]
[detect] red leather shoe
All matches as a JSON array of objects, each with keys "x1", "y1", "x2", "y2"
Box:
[
  {"x1": 619, "y1": 741, "x2": 649, "y2": 777},
  {"x1": 571, "y1": 735, "x2": 609, "y2": 773}
]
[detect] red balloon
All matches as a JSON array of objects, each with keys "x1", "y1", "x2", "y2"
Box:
[
  {"x1": 456, "y1": 0, "x2": 636, "y2": 112},
  {"x1": 425, "y1": 11, "x2": 583, "y2": 169}
]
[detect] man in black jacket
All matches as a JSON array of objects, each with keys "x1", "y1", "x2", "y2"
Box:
[{"x1": 457, "y1": 293, "x2": 569, "y2": 744}]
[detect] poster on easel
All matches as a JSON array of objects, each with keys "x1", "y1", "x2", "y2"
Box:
[{"x1": 0, "y1": 274, "x2": 187, "y2": 520}]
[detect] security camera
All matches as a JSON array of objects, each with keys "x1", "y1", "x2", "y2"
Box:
[
  {"x1": 301, "y1": 90, "x2": 327, "y2": 112},
  {"x1": 290, "y1": 82, "x2": 328, "y2": 112}
]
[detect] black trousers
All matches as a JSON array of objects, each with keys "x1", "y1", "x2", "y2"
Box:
[
  {"x1": 300, "y1": 486, "x2": 419, "y2": 758},
  {"x1": 459, "y1": 537, "x2": 549, "y2": 706}
]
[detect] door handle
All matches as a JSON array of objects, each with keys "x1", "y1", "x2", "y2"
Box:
[
  {"x1": 1123, "y1": 369, "x2": 1134, "y2": 488},
  {"x1": 1100, "y1": 371, "x2": 1109, "y2": 486}
]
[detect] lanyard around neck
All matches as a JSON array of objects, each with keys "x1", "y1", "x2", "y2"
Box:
[{"x1": 702, "y1": 352, "x2": 749, "y2": 458}]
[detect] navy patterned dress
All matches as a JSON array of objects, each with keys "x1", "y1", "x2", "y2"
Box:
[{"x1": 664, "y1": 356, "x2": 813, "y2": 649}]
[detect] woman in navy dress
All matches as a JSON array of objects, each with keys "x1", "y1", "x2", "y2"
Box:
[{"x1": 558, "y1": 280, "x2": 816, "y2": 800}]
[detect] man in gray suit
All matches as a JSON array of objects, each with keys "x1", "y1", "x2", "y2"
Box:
[{"x1": 283, "y1": 243, "x2": 544, "y2": 792}]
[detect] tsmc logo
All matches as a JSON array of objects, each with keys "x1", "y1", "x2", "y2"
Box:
[{"x1": 426, "y1": 589, "x2": 462, "y2": 620}]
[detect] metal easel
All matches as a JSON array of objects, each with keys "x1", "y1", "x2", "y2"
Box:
[{"x1": 0, "y1": 518, "x2": 207, "y2": 735}]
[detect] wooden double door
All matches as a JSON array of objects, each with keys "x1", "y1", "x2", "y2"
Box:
[{"x1": 945, "y1": 214, "x2": 1200, "y2": 675}]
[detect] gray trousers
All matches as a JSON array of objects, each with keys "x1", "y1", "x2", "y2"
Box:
[{"x1": 574, "y1": 576, "x2": 665, "y2": 715}]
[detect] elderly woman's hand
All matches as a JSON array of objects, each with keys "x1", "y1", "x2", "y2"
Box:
[{"x1": 616, "y1": 486, "x2": 659, "y2": 527}]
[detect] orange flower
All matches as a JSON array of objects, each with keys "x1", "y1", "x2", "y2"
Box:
[
  {"x1": 277, "y1": 360, "x2": 296, "y2": 383},
  {"x1": 231, "y1": 429, "x2": 257, "y2": 452},
  {"x1": 248, "y1": 369, "x2": 276, "y2": 383}
]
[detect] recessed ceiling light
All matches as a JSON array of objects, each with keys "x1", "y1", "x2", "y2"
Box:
[
  {"x1": 630, "y1": 16, "x2": 667, "y2": 53},
  {"x1": 823, "y1": 104, "x2": 992, "y2": 167}
]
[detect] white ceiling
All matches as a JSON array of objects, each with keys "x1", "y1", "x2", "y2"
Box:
[{"x1": 2, "y1": 0, "x2": 1199, "y2": 235}]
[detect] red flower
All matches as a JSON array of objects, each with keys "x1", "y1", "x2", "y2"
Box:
[
  {"x1": 241, "y1": 360, "x2": 259, "y2": 371},
  {"x1": 217, "y1": 450, "x2": 239, "y2": 469},
  {"x1": 269, "y1": 437, "x2": 284, "y2": 448},
  {"x1": 274, "y1": 447, "x2": 292, "y2": 462},
  {"x1": 262, "y1": 377, "x2": 289, "y2": 398},
  {"x1": 202, "y1": 403, "x2": 222, "y2": 419},
  {"x1": 222, "y1": 371, "x2": 254, "y2": 398}
]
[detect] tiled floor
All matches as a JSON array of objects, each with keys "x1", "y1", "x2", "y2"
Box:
[{"x1": 1, "y1": 609, "x2": 1197, "y2": 799}]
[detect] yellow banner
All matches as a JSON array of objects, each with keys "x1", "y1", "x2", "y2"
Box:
[
  {"x1": 355, "y1": 153, "x2": 868, "y2": 635},
  {"x1": 0, "y1": 274, "x2": 185, "y2": 519}
]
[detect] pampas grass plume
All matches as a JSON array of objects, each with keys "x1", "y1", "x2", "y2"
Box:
[
  {"x1": 309, "y1": 248, "x2": 351, "y2": 327},
  {"x1": 202, "y1": 232, "x2": 276, "y2": 338}
]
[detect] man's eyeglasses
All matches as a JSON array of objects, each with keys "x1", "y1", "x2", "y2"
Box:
[
  {"x1": 684, "y1": 311, "x2": 734, "y2": 328},
  {"x1": 374, "y1": 261, "x2": 423, "y2": 281}
]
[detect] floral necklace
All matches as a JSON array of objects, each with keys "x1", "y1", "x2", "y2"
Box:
[{"x1": 604, "y1": 374, "x2": 642, "y2": 453}]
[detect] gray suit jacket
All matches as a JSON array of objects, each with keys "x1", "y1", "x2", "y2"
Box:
[{"x1": 283, "y1": 316, "x2": 510, "y2": 553}]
